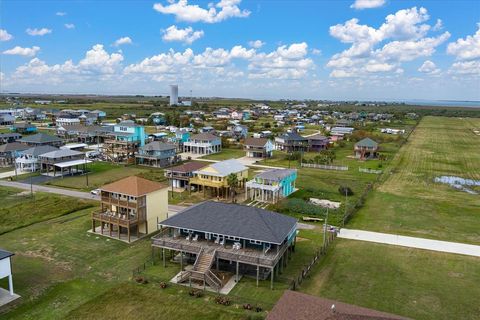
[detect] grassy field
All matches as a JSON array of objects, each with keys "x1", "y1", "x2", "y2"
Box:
[
  {"x1": 0, "y1": 186, "x2": 324, "y2": 319},
  {"x1": 300, "y1": 239, "x2": 480, "y2": 320},
  {"x1": 44, "y1": 162, "x2": 167, "y2": 191},
  {"x1": 0, "y1": 187, "x2": 96, "y2": 235},
  {"x1": 200, "y1": 148, "x2": 246, "y2": 160},
  {"x1": 0, "y1": 194, "x2": 263, "y2": 319},
  {"x1": 349, "y1": 116, "x2": 480, "y2": 244}
]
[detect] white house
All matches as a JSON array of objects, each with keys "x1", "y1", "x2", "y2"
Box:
[{"x1": 0, "y1": 249, "x2": 18, "y2": 305}]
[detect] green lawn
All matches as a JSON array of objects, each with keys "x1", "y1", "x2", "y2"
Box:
[
  {"x1": 0, "y1": 187, "x2": 308, "y2": 319},
  {"x1": 44, "y1": 162, "x2": 166, "y2": 191},
  {"x1": 349, "y1": 116, "x2": 480, "y2": 244},
  {"x1": 300, "y1": 239, "x2": 480, "y2": 320},
  {"x1": 0, "y1": 187, "x2": 96, "y2": 235},
  {"x1": 200, "y1": 148, "x2": 245, "y2": 160}
]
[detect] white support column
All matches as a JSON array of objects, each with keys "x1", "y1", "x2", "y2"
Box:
[{"x1": 8, "y1": 274, "x2": 13, "y2": 295}]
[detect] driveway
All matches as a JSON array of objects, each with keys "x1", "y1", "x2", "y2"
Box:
[{"x1": 338, "y1": 228, "x2": 480, "y2": 258}]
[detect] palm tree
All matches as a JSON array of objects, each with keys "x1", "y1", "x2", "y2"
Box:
[{"x1": 226, "y1": 173, "x2": 239, "y2": 203}]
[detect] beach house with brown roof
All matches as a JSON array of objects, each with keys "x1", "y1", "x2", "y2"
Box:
[
  {"x1": 164, "y1": 161, "x2": 207, "y2": 189},
  {"x1": 243, "y1": 137, "x2": 274, "y2": 158},
  {"x1": 91, "y1": 176, "x2": 169, "y2": 243}
]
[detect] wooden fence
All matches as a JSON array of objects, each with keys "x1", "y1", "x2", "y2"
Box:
[
  {"x1": 301, "y1": 163, "x2": 349, "y2": 171},
  {"x1": 288, "y1": 231, "x2": 337, "y2": 291},
  {"x1": 359, "y1": 168, "x2": 383, "y2": 174}
]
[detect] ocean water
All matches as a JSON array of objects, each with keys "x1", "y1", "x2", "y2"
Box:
[{"x1": 396, "y1": 100, "x2": 480, "y2": 108}]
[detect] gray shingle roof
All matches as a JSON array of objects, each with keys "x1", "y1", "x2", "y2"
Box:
[
  {"x1": 38, "y1": 149, "x2": 83, "y2": 159},
  {"x1": 279, "y1": 132, "x2": 307, "y2": 141},
  {"x1": 355, "y1": 137, "x2": 378, "y2": 148},
  {"x1": 142, "y1": 141, "x2": 176, "y2": 152},
  {"x1": 160, "y1": 201, "x2": 297, "y2": 245},
  {"x1": 18, "y1": 133, "x2": 62, "y2": 144},
  {"x1": 21, "y1": 145, "x2": 58, "y2": 157},
  {"x1": 0, "y1": 142, "x2": 29, "y2": 153},
  {"x1": 0, "y1": 249, "x2": 14, "y2": 260},
  {"x1": 190, "y1": 133, "x2": 219, "y2": 141},
  {"x1": 256, "y1": 169, "x2": 297, "y2": 181},
  {"x1": 307, "y1": 134, "x2": 328, "y2": 141}
]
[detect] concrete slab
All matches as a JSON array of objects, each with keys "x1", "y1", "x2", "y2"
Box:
[
  {"x1": 87, "y1": 227, "x2": 146, "y2": 243},
  {"x1": 339, "y1": 228, "x2": 480, "y2": 257},
  {"x1": 170, "y1": 269, "x2": 240, "y2": 295},
  {"x1": 0, "y1": 287, "x2": 20, "y2": 308}
]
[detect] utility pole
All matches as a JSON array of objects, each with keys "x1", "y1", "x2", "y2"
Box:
[
  {"x1": 323, "y1": 207, "x2": 329, "y2": 246},
  {"x1": 30, "y1": 174, "x2": 33, "y2": 198},
  {"x1": 85, "y1": 157, "x2": 89, "y2": 187}
]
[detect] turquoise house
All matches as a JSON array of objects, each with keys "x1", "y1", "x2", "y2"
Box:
[
  {"x1": 112, "y1": 121, "x2": 146, "y2": 146},
  {"x1": 245, "y1": 168, "x2": 297, "y2": 204},
  {"x1": 175, "y1": 129, "x2": 190, "y2": 143}
]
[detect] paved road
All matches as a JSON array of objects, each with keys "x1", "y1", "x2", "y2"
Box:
[
  {"x1": 338, "y1": 228, "x2": 480, "y2": 258},
  {"x1": 0, "y1": 180, "x2": 100, "y2": 200},
  {"x1": 0, "y1": 180, "x2": 187, "y2": 213}
]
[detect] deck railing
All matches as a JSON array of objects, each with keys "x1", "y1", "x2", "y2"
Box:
[
  {"x1": 151, "y1": 232, "x2": 288, "y2": 268},
  {"x1": 92, "y1": 211, "x2": 141, "y2": 227}
]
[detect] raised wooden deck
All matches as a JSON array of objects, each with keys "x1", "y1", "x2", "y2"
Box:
[{"x1": 151, "y1": 230, "x2": 288, "y2": 268}]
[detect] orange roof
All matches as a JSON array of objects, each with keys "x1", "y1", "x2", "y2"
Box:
[{"x1": 100, "y1": 176, "x2": 167, "y2": 196}]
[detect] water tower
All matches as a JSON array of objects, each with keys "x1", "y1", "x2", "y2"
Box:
[{"x1": 169, "y1": 85, "x2": 178, "y2": 106}]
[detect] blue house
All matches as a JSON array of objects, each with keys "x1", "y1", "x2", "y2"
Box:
[
  {"x1": 245, "y1": 169, "x2": 297, "y2": 204},
  {"x1": 175, "y1": 129, "x2": 190, "y2": 143},
  {"x1": 135, "y1": 141, "x2": 179, "y2": 167},
  {"x1": 112, "y1": 121, "x2": 146, "y2": 146},
  {"x1": 103, "y1": 120, "x2": 147, "y2": 163},
  {"x1": 11, "y1": 123, "x2": 37, "y2": 134}
]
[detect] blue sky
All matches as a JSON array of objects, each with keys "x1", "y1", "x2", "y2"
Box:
[{"x1": 0, "y1": 0, "x2": 479, "y2": 100}]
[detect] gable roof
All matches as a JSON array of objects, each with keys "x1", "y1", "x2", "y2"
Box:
[
  {"x1": 190, "y1": 133, "x2": 219, "y2": 141},
  {"x1": 160, "y1": 201, "x2": 297, "y2": 245},
  {"x1": 244, "y1": 137, "x2": 269, "y2": 147},
  {"x1": 38, "y1": 149, "x2": 83, "y2": 159},
  {"x1": 195, "y1": 159, "x2": 247, "y2": 177},
  {"x1": 165, "y1": 161, "x2": 207, "y2": 173},
  {"x1": 100, "y1": 176, "x2": 167, "y2": 196},
  {"x1": 21, "y1": 145, "x2": 59, "y2": 157},
  {"x1": 0, "y1": 142, "x2": 29, "y2": 153},
  {"x1": 307, "y1": 133, "x2": 329, "y2": 141},
  {"x1": 355, "y1": 137, "x2": 378, "y2": 148},
  {"x1": 278, "y1": 132, "x2": 307, "y2": 141},
  {"x1": 0, "y1": 249, "x2": 14, "y2": 260},
  {"x1": 18, "y1": 133, "x2": 62, "y2": 144},
  {"x1": 267, "y1": 291, "x2": 408, "y2": 320},
  {"x1": 141, "y1": 141, "x2": 176, "y2": 152},
  {"x1": 256, "y1": 169, "x2": 296, "y2": 181}
]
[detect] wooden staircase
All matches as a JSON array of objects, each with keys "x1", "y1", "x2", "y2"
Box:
[{"x1": 176, "y1": 247, "x2": 222, "y2": 291}]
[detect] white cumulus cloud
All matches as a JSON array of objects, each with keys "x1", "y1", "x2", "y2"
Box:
[
  {"x1": 418, "y1": 60, "x2": 440, "y2": 74},
  {"x1": 26, "y1": 28, "x2": 52, "y2": 36},
  {"x1": 113, "y1": 36, "x2": 133, "y2": 47},
  {"x1": 162, "y1": 25, "x2": 204, "y2": 44},
  {"x1": 56, "y1": 12, "x2": 67, "y2": 16},
  {"x1": 350, "y1": 0, "x2": 386, "y2": 10},
  {"x1": 64, "y1": 23, "x2": 75, "y2": 29},
  {"x1": 153, "y1": 0, "x2": 250, "y2": 23},
  {"x1": 447, "y1": 24, "x2": 480, "y2": 61},
  {"x1": 3, "y1": 46, "x2": 40, "y2": 57},
  {"x1": 248, "y1": 40, "x2": 265, "y2": 49},
  {"x1": 327, "y1": 7, "x2": 450, "y2": 78},
  {"x1": 0, "y1": 29, "x2": 13, "y2": 41}
]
